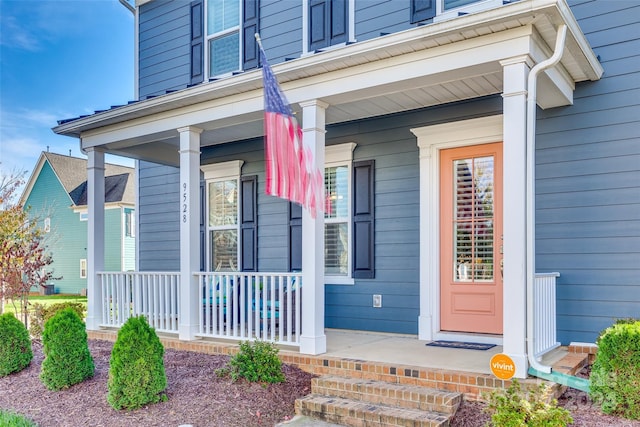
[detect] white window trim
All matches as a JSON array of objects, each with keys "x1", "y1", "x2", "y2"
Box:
[
  {"x1": 434, "y1": 0, "x2": 504, "y2": 23},
  {"x1": 79, "y1": 211, "x2": 88, "y2": 221},
  {"x1": 204, "y1": 0, "x2": 243, "y2": 79},
  {"x1": 301, "y1": 0, "x2": 356, "y2": 56},
  {"x1": 324, "y1": 142, "x2": 356, "y2": 285},
  {"x1": 201, "y1": 161, "x2": 244, "y2": 272}
]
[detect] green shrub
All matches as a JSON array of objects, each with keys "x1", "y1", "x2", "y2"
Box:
[
  {"x1": 229, "y1": 340, "x2": 285, "y2": 383},
  {"x1": 107, "y1": 315, "x2": 167, "y2": 410},
  {"x1": 0, "y1": 409, "x2": 37, "y2": 427},
  {"x1": 29, "y1": 302, "x2": 86, "y2": 339},
  {"x1": 0, "y1": 313, "x2": 33, "y2": 377},
  {"x1": 40, "y1": 308, "x2": 94, "y2": 390},
  {"x1": 484, "y1": 379, "x2": 573, "y2": 427},
  {"x1": 590, "y1": 320, "x2": 640, "y2": 420}
]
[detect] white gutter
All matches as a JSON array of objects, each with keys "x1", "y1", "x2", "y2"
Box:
[{"x1": 526, "y1": 24, "x2": 567, "y2": 374}]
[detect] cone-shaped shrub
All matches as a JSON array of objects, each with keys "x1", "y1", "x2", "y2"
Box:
[
  {"x1": 0, "y1": 313, "x2": 33, "y2": 377},
  {"x1": 107, "y1": 315, "x2": 167, "y2": 410},
  {"x1": 40, "y1": 308, "x2": 94, "y2": 390}
]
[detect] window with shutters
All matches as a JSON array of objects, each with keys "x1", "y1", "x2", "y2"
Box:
[
  {"x1": 288, "y1": 142, "x2": 375, "y2": 283},
  {"x1": 203, "y1": 0, "x2": 259, "y2": 79}
]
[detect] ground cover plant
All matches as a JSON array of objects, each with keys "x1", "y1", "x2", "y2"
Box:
[
  {"x1": 0, "y1": 313, "x2": 33, "y2": 377},
  {"x1": 40, "y1": 308, "x2": 94, "y2": 390},
  {"x1": 107, "y1": 316, "x2": 167, "y2": 410},
  {"x1": 0, "y1": 409, "x2": 36, "y2": 427}
]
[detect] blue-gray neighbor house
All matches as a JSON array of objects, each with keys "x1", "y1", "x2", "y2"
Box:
[{"x1": 53, "y1": 0, "x2": 638, "y2": 379}]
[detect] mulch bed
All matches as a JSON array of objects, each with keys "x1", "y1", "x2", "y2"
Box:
[{"x1": 0, "y1": 339, "x2": 314, "y2": 427}]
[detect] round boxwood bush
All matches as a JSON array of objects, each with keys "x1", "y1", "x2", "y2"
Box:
[
  {"x1": 0, "y1": 313, "x2": 33, "y2": 377},
  {"x1": 40, "y1": 307, "x2": 95, "y2": 390},
  {"x1": 590, "y1": 320, "x2": 640, "y2": 420},
  {"x1": 107, "y1": 315, "x2": 167, "y2": 410}
]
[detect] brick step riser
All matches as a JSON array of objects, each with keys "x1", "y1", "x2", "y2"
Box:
[
  {"x1": 312, "y1": 378, "x2": 461, "y2": 414},
  {"x1": 296, "y1": 396, "x2": 451, "y2": 427}
]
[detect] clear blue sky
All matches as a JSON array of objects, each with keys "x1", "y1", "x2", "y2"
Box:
[{"x1": 0, "y1": 0, "x2": 135, "y2": 180}]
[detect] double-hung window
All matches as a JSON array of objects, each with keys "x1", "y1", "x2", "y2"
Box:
[
  {"x1": 206, "y1": 0, "x2": 241, "y2": 77},
  {"x1": 411, "y1": 0, "x2": 506, "y2": 24},
  {"x1": 202, "y1": 161, "x2": 243, "y2": 272},
  {"x1": 324, "y1": 146, "x2": 353, "y2": 279}
]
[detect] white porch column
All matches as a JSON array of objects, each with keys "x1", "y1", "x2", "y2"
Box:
[
  {"x1": 86, "y1": 148, "x2": 105, "y2": 330},
  {"x1": 299, "y1": 99, "x2": 328, "y2": 355},
  {"x1": 501, "y1": 56, "x2": 533, "y2": 378},
  {"x1": 177, "y1": 126, "x2": 202, "y2": 340}
]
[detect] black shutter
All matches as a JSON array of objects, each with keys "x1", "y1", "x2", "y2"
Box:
[
  {"x1": 329, "y1": 0, "x2": 347, "y2": 46},
  {"x1": 288, "y1": 202, "x2": 303, "y2": 272},
  {"x1": 200, "y1": 181, "x2": 206, "y2": 271},
  {"x1": 241, "y1": 176, "x2": 258, "y2": 271},
  {"x1": 411, "y1": 0, "x2": 436, "y2": 23},
  {"x1": 352, "y1": 160, "x2": 375, "y2": 279},
  {"x1": 309, "y1": 0, "x2": 347, "y2": 51},
  {"x1": 190, "y1": 0, "x2": 204, "y2": 85},
  {"x1": 243, "y1": 0, "x2": 259, "y2": 70},
  {"x1": 309, "y1": 0, "x2": 327, "y2": 51}
]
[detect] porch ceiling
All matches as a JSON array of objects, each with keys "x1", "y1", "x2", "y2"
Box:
[{"x1": 53, "y1": 0, "x2": 602, "y2": 167}]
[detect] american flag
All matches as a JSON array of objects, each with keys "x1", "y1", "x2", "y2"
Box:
[{"x1": 259, "y1": 44, "x2": 323, "y2": 218}]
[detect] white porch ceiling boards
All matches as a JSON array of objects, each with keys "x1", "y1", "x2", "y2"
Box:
[{"x1": 53, "y1": 0, "x2": 602, "y2": 167}]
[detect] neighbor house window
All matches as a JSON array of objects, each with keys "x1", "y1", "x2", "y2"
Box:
[
  {"x1": 80, "y1": 259, "x2": 87, "y2": 279},
  {"x1": 206, "y1": 0, "x2": 240, "y2": 77},
  {"x1": 125, "y1": 210, "x2": 135, "y2": 237},
  {"x1": 79, "y1": 212, "x2": 88, "y2": 221},
  {"x1": 44, "y1": 217, "x2": 50, "y2": 233}
]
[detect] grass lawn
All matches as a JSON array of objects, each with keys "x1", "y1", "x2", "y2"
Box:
[{"x1": 2, "y1": 295, "x2": 87, "y2": 317}]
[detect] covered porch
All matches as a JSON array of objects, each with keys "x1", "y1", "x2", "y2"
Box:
[{"x1": 54, "y1": 0, "x2": 602, "y2": 379}]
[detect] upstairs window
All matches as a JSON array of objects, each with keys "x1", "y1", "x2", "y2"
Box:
[{"x1": 207, "y1": 0, "x2": 240, "y2": 77}]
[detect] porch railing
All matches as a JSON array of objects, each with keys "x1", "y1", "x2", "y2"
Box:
[
  {"x1": 533, "y1": 272, "x2": 561, "y2": 359},
  {"x1": 98, "y1": 272, "x2": 180, "y2": 334},
  {"x1": 195, "y1": 272, "x2": 302, "y2": 346}
]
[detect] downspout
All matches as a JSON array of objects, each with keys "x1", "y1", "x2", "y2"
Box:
[{"x1": 526, "y1": 24, "x2": 567, "y2": 374}]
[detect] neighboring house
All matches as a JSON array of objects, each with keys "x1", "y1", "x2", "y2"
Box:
[
  {"x1": 20, "y1": 152, "x2": 136, "y2": 294},
  {"x1": 53, "y1": 0, "x2": 639, "y2": 379}
]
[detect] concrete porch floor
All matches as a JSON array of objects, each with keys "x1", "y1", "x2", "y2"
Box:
[{"x1": 323, "y1": 329, "x2": 503, "y2": 375}]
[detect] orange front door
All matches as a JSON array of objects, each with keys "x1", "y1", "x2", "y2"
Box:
[{"x1": 440, "y1": 143, "x2": 503, "y2": 334}]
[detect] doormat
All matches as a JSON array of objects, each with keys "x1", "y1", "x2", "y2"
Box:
[{"x1": 426, "y1": 340, "x2": 496, "y2": 351}]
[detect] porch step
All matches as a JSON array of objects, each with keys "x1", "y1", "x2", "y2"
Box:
[
  {"x1": 311, "y1": 375, "x2": 462, "y2": 414},
  {"x1": 295, "y1": 376, "x2": 461, "y2": 426}
]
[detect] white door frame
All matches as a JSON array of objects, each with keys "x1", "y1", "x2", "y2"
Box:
[{"x1": 412, "y1": 115, "x2": 504, "y2": 345}]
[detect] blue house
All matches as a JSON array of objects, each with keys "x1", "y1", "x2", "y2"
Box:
[
  {"x1": 20, "y1": 152, "x2": 136, "y2": 294},
  {"x1": 53, "y1": 0, "x2": 638, "y2": 379}
]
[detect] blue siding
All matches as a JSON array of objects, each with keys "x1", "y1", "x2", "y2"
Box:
[
  {"x1": 536, "y1": 0, "x2": 640, "y2": 344},
  {"x1": 355, "y1": 0, "x2": 412, "y2": 42},
  {"x1": 138, "y1": 161, "x2": 180, "y2": 271},
  {"x1": 138, "y1": 0, "x2": 190, "y2": 98}
]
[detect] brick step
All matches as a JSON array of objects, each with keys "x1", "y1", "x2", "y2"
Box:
[
  {"x1": 312, "y1": 375, "x2": 462, "y2": 414},
  {"x1": 296, "y1": 394, "x2": 452, "y2": 427}
]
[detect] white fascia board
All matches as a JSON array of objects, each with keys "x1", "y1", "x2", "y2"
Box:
[{"x1": 80, "y1": 27, "x2": 533, "y2": 149}]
